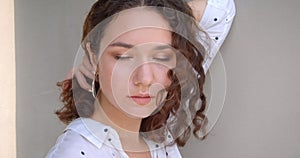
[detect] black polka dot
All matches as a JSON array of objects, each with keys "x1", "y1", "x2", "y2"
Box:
[
  {"x1": 104, "y1": 128, "x2": 108, "y2": 132},
  {"x1": 155, "y1": 144, "x2": 159, "y2": 148},
  {"x1": 108, "y1": 138, "x2": 112, "y2": 141},
  {"x1": 214, "y1": 18, "x2": 218, "y2": 21},
  {"x1": 215, "y1": 37, "x2": 219, "y2": 40},
  {"x1": 168, "y1": 135, "x2": 171, "y2": 138},
  {"x1": 81, "y1": 151, "x2": 85, "y2": 155},
  {"x1": 166, "y1": 152, "x2": 168, "y2": 156}
]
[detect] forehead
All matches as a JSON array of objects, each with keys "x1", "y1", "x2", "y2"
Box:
[{"x1": 99, "y1": 7, "x2": 172, "y2": 52}]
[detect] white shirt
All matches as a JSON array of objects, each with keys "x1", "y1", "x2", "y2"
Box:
[
  {"x1": 46, "y1": 118, "x2": 182, "y2": 158},
  {"x1": 200, "y1": 0, "x2": 236, "y2": 73}
]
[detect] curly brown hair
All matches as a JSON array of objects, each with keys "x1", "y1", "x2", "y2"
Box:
[{"x1": 56, "y1": 0, "x2": 208, "y2": 147}]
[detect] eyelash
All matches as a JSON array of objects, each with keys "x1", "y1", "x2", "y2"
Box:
[
  {"x1": 153, "y1": 57, "x2": 170, "y2": 62},
  {"x1": 114, "y1": 55, "x2": 132, "y2": 60},
  {"x1": 114, "y1": 54, "x2": 171, "y2": 61}
]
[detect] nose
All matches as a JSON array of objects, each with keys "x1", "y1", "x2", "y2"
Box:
[{"x1": 132, "y1": 63, "x2": 154, "y2": 88}]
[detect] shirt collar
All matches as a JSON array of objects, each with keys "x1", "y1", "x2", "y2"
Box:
[
  {"x1": 65, "y1": 117, "x2": 117, "y2": 149},
  {"x1": 65, "y1": 117, "x2": 174, "y2": 151}
]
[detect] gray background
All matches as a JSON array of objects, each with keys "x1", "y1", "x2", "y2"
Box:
[{"x1": 15, "y1": 0, "x2": 300, "y2": 158}]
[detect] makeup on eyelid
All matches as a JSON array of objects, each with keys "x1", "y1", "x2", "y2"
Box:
[{"x1": 106, "y1": 45, "x2": 175, "y2": 63}]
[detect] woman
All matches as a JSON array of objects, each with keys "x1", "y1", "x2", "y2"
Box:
[{"x1": 47, "y1": 0, "x2": 226, "y2": 157}]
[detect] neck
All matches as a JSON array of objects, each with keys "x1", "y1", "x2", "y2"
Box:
[
  {"x1": 91, "y1": 93, "x2": 151, "y2": 153},
  {"x1": 91, "y1": 93, "x2": 142, "y2": 143}
]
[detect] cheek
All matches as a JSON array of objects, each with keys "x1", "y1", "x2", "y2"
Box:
[
  {"x1": 99, "y1": 61, "x2": 131, "y2": 97},
  {"x1": 154, "y1": 65, "x2": 172, "y2": 87},
  {"x1": 98, "y1": 61, "x2": 114, "y2": 92}
]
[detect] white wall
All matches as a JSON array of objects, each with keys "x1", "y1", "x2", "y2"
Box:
[{"x1": 15, "y1": 0, "x2": 300, "y2": 158}]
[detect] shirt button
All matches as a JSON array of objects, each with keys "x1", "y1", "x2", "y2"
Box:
[
  {"x1": 215, "y1": 37, "x2": 219, "y2": 40},
  {"x1": 81, "y1": 151, "x2": 85, "y2": 155},
  {"x1": 155, "y1": 144, "x2": 159, "y2": 148},
  {"x1": 214, "y1": 18, "x2": 218, "y2": 22},
  {"x1": 104, "y1": 128, "x2": 108, "y2": 132},
  {"x1": 108, "y1": 138, "x2": 112, "y2": 141}
]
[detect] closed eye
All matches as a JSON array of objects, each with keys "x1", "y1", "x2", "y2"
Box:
[
  {"x1": 153, "y1": 56, "x2": 171, "y2": 61},
  {"x1": 114, "y1": 55, "x2": 133, "y2": 60}
]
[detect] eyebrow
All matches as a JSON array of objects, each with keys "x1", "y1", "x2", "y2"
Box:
[
  {"x1": 109, "y1": 42, "x2": 134, "y2": 49},
  {"x1": 152, "y1": 44, "x2": 173, "y2": 50},
  {"x1": 109, "y1": 42, "x2": 172, "y2": 51}
]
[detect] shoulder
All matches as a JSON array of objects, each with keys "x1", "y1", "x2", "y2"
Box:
[
  {"x1": 45, "y1": 130, "x2": 90, "y2": 158},
  {"x1": 46, "y1": 118, "x2": 116, "y2": 158}
]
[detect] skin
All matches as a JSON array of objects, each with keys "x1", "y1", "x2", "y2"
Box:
[
  {"x1": 72, "y1": 0, "x2": 208, "y2": 91},
  {"x1": 189, "y1": 0, "x2": 207, "y2": 23},
  {"x1": 87, "y1": 8, "x2": 175, "y2": 157}
]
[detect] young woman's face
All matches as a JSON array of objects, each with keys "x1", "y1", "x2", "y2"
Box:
[{"x1": 97, "y1": 8, "x2": 176, "y2": 118}]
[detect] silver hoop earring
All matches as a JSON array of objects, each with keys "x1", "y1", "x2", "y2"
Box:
[
  {"x1": 92, "y1": 72, "x2": 100, "y2": 98},
  {"x1": 92, "y1": 79, "x2": 97, "y2": 98}
]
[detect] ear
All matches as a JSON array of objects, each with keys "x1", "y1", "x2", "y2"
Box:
[{"x1": 86, "y1": 42, "x2": 97, "y2": 71}]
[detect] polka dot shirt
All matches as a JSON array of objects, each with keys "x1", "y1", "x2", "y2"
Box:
[{"x1": 46, "y1": 118, "x2": 180, "y2": 158}]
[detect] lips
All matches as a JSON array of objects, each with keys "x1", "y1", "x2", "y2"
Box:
[{"x1": 129, "y1": 95, "x2": 153, "y2": 105}]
